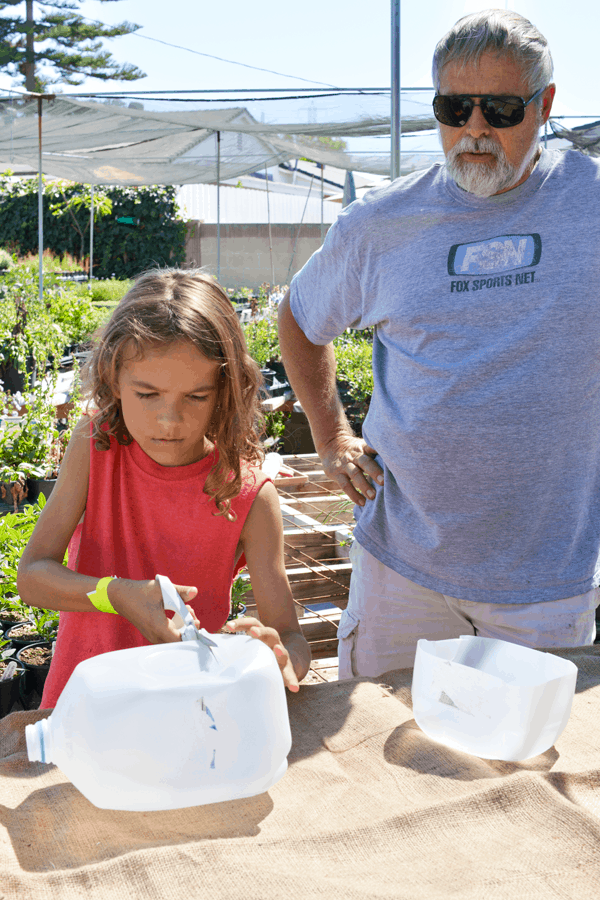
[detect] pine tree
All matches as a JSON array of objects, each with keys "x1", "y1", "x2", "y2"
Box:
[{"x1": 0, "y1": 0, "x2": 145, "y2": 92}]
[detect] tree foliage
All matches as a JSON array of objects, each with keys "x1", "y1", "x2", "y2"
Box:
[
  {"x1": 0, "y1": 0, "x2": 145, "y2": 90},
  {"x1": 0, "y1": 176, "x2": 187, "y2": 279}
]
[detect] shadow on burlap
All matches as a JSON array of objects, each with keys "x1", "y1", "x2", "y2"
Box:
[{"x1": 1, "y1": 647, "x2": 600, "y2": 899}]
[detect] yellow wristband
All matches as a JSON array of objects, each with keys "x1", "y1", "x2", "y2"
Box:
[{"x1": 87, "y1": 576, "x2": 117, "y2": 614}]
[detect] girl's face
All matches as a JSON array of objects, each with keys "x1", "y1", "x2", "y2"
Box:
[{"x1": 115, "y1": 340, "x2": 221, "y2": 467}]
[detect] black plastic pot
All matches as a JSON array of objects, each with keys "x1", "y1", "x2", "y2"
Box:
[
  {"x1": 35, "y1": 478, "x2": 57, "y2": 502},
  {"x1": 267, "y1": 358, "x2": 287, "y2": 381},
  {"x1": 228, "y1": 602, "x2": 247, "y2": 622},
  {"x1": 6, "y1": 623, "x2": 41, "y2": 650},
  {"x1": 0, "y1": 611, "x2": 29, "y2": 634},
  {"x1": 16, "y1": 641, "x2": 53, "y2": 701},
  {"x1": 0, "y1": 477, "x2": 56, "y2": 514},
  {"x1": 0, "y1": 664, "x2": 26, "y2": 718},
  {"x1": 0, "y1": 357, "x2": 36, "y2": 394}
]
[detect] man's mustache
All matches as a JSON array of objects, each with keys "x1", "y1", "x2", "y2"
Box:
[{"x1": 449, "y1": 136, "x2": 502, "y2": 159}]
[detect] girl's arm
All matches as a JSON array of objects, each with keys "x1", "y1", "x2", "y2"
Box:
[
  {"x1": 227, "y1": 480, "x2": 312, "y2": 691},
  {"x1": 17, "y1": 417, "x2": 198, "y2": 643}
]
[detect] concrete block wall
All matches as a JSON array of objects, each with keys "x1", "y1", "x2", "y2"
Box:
[{"x1": 184, "y1": 222, "x2": 331, "y2": 290}]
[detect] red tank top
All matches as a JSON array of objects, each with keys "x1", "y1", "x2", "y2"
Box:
[{"x1": 41, "y1": 430, "x2": 268, "y2": 708}]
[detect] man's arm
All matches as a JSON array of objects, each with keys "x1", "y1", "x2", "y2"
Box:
[{"x1": 278, "y1": 291, "x2": 383, "y2": 505}]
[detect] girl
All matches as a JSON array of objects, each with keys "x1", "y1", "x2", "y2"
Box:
[{"x1": 17, "y1": 269, "x2": 311, "y2": 707}]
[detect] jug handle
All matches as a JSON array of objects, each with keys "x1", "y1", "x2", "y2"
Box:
[{"x1": 156, "y1": 574, "x2": 218, "y2": 649}]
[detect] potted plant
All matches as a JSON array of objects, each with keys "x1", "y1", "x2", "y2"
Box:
[
  {"x1": 229, "y1": 569, "x2": 252, "y2": 621},
  {"x1": 0, "y1": 379, "x2": 61, "y2": 511},
  {"x1": 0, "y1": 595, "x2": 31, "y2": 633},
  {"x1": 11, "y1": 599, "x2": 59, "y2": 708},
  {"x1": 0, "y1": 495, "x2": 48, "y2": 610},
  {"x1": 12, "y1": 603, "x2": 58, "y2": 708},
  {"x1": 16, "y1": 640, "x2": 53, "y2": 702},
  {"x1": 333, "y1": 332, "x2": 374, "y2": 437},
  {"x1": 0, "y1": 266, "x2": 68, "y2": 393},
  {"x1": 0, "y1": 636, "x2": 25, "y2": 718},
  {"x1": 5, "y1": 619, "x2": 41, "y2": 649}
]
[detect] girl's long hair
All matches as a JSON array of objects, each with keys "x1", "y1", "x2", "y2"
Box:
[{"x1": 85, "y1": 268, "x2": 264, "y2": 520}]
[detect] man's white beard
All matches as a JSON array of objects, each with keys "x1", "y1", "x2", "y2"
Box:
[{"x1": 444, "y1": 133, "x2": 540, "y2": 197}]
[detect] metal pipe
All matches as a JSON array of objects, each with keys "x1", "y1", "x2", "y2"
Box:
[
  {"x1": 320, "y1": 165, "x2": 324, "y2": 244},
  {"x1": 265, "y1": 165, "x2": 275, "y2": 287},
  {"x1": 89, "y1": 182, "x2": 94, "y2": 281},
  {"x1": 216, "y1": 131, "x2": 221, "y2": 282},
  {"x1": 390, "y1": 0, "x2": 401, "y2": 181},
  {"x1": 38, "y1": 97, "x2": 43, "y2": 301}
]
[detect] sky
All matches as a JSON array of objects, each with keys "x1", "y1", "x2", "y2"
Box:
[{"x1": 0, "y1": 0, "x2": 597, "y2": 161}]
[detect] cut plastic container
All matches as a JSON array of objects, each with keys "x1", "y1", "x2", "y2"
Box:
[
  {"x1": 412, "y1": 635, "x2": 578, "y2": 761},
  {"x1": 25, "y1": 575, "x2": 292, "y2": 810}
]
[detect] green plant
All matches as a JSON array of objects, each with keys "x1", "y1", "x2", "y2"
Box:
[
  {"x1": 0, "y1": 381, "x2": 60, "y2": 500},
  {"x1": 264, "y1": 410, "x2": 288, "y2": 447},
  {"x1": 242, "y1": 312, "x2": 280, "y2": 367},
  {"x1": 0, "y1": 636, "x2": 16, "y2": 663},
  {"x1": 42, "y1": 360, "x2": 85, "y2": 481},
  {"x1": 0, "y1": 267, "x2": 68, "y2": 377},
  {"x1": 0, "y1": 494, "x2": 52, "y2": 604},
  {"x1": 0, "y1": 248, "x2": 13, "y2": 271},
  {"x1": 0, "y1": 593, "x2": 30, "y2": 621},
  {"x1": 230, "y1": 569, "x2": 252, "y2": 618},
  {"x1": 18, "y1": 249, "x2": 82, "y2": 273},
  {"x1": 47, "y1": 281, "x2": 107, "y2": 347},
  {"x1": 28, "y1": 607, "x2": 59, "y2": 642},
  {"x1": 333, "y1": 332, "x2": 374, "y2": 406},
  {"x1": 0, "y1": 178, "x2": 187, "y2": 279},
  {"x1": 48, "y1": 181, "x2": 113, "y2": 264},
  {"x1": 87, "y1": 279, "x2": 132, "y2": 304}
]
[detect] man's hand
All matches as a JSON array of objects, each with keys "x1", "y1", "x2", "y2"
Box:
[{"x1": 317, "y1": 433, "x2": 384, "y2": 506}]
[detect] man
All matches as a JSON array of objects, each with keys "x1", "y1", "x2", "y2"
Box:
[{"x1": 278, "y1": 9, "x2": 600, "y2": 679}]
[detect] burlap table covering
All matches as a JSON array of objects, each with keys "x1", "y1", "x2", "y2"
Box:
[{"x1": 1, "y1": 647, "x2": 600, "y2": 899}]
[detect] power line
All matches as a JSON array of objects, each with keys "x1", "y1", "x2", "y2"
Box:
[
  {"x1": 130, "y1": 31, "x2": 339, "y2": 88},
  {"x1": 74, "y1": 13, "x2": 339, "y2": 89}
]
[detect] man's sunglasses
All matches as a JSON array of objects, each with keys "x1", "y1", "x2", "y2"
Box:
[{"x1": 432, "y1": 85, "x2": 546, "y2": 129}]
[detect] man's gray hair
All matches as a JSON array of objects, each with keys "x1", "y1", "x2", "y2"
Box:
[{"x1": 432, "y1": 9, "x2": 553, "y2": 99}]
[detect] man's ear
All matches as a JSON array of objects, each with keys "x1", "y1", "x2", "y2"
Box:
[{"x1": 541, "y1": 83, "x2": 556, "y2": 124}]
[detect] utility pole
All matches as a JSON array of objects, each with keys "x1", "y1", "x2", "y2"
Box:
[
  {"x1": 390, "y1": 0, "x2": 401, "y2": 180},
  {"x1": 25, "y1": 0, "x2": 35, "y2": 92}
]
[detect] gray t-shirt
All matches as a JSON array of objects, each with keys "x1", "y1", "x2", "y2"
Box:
[{"x1": 290, "y1": 149, "x2": 600, "y2": 603}]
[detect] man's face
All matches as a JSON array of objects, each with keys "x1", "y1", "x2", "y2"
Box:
[{"x1": 437, "y1": 51, "x2": 555, "y2": 196}]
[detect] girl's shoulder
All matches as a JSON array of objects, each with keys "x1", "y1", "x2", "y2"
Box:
[{"x1": 239, "y1": 459, "x2": 270, "y2": 498}]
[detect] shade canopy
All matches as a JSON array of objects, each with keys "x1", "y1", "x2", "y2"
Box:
[{"x1": 0, "y1": 94, "x2": 439, "y2": 184}]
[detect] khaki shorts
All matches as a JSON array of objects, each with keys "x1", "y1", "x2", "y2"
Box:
[{"x1": 337, "y1": 541, "x2": 598, "y2": 680}]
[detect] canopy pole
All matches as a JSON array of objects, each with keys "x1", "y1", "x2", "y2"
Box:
[
  {"x1": 391, "y1": 0, "x2": 401, "y2": 180},
  {"x1": 264, "y1": 164, "x2": 275, "y2": 288},
  {"x1": 320, "y1": 165, "x2": 325, "y2": 245},
  {"x1": 286, "y1": 174, "x2": 315, "y2": 284},
  {"x1": 89, "y1": 182, "x2": 94, "y2": 281},
  {"x1": 38, "y1": 96, "x2": 43, "y2": 300},
  {"x1": 216, "y1": 131, "x2": 221, "y2": 283}
]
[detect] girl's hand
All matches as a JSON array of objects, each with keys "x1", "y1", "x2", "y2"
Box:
[
  {"x1": 107, "y1": 578, "x2": 200, "y2": 644},
  {"x1": 225, "y1": 616, "x2": 300, "y2": 692}
]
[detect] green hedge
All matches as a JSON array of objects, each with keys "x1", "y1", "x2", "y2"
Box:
[{"x1": 0, "y1": 179, "x2": 187, "y2": 280}]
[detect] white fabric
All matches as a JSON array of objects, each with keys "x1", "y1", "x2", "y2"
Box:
[{"x1": 0, "y1": 94, "x2": 439, "y2": 183}]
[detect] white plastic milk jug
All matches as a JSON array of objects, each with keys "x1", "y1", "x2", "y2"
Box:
[
  {"x1": 25, "y1": 575, "x2": 292, "y2": 811},
  {"x1": 412, "y1": 635, "x2": 578, "y2": 761}
]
